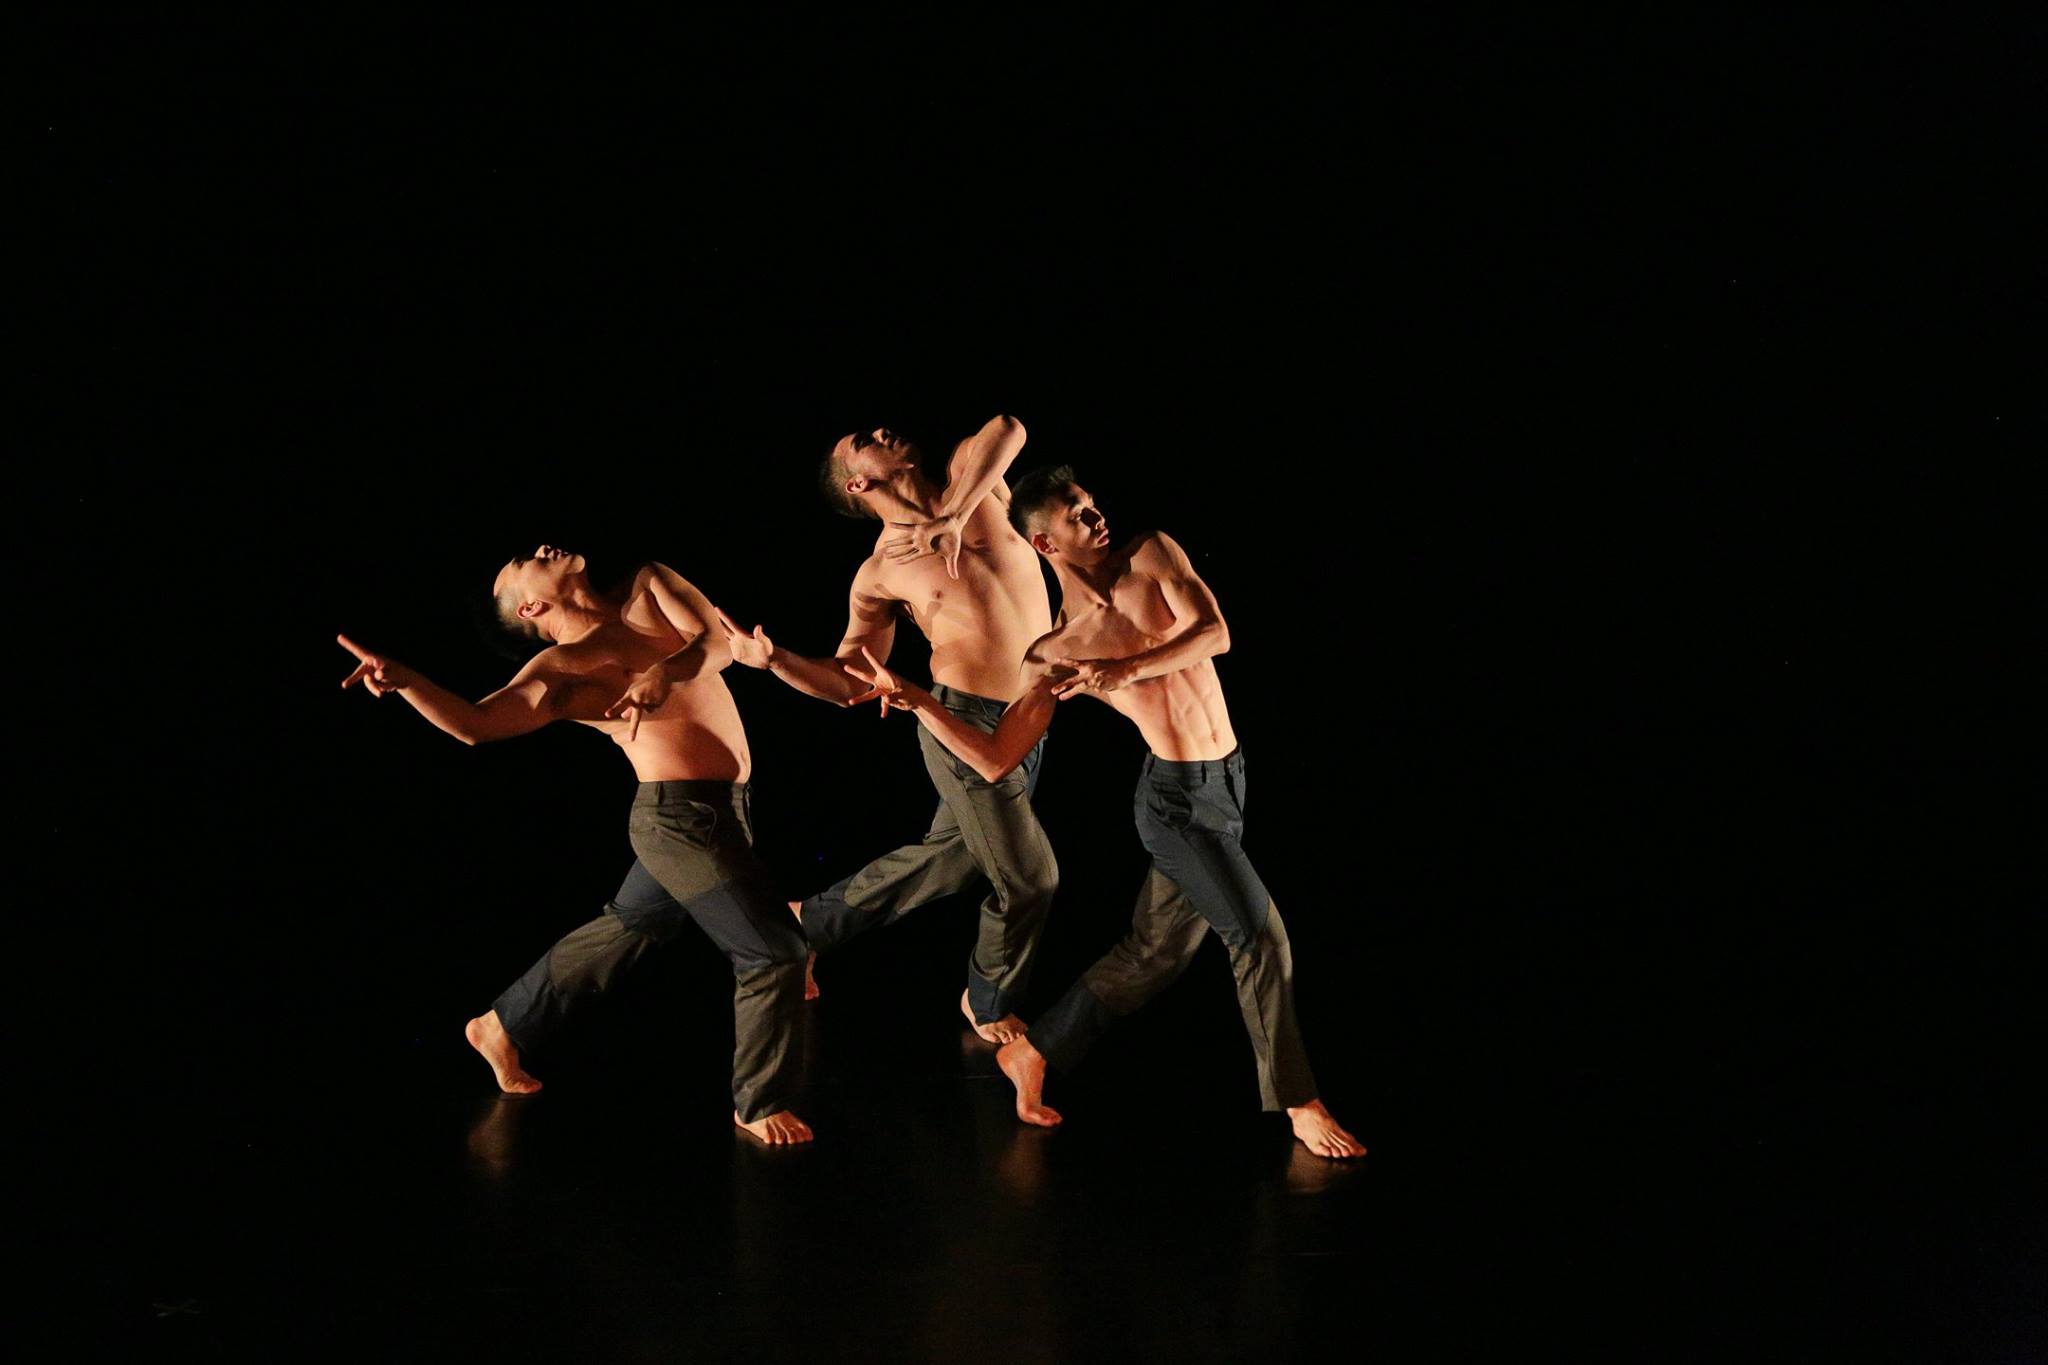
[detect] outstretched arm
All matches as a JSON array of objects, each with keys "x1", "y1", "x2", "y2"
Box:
[
  {"x1": 337, "y1": 634, "x2": 610, "y2": 746},
  {"x1": 718, "y1": 564, "x2": 901, "y2": 707},
  {"x1": 843, "y1": 647, "x2": 1062, "y2": 783},
  {"x1": 1053, "y1": 533, "x2": 1231, "y2": 698},
  {"x1": 879, "y1": 414, "x2": 1028, "y2": 577}
]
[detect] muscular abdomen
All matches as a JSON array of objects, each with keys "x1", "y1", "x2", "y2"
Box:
[{"x1": 1107, "y1": 662, "x2": 1238, "y2": 762}]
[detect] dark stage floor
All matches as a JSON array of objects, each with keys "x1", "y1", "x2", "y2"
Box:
[
  {"x1": 35, "y1": 13, "x2": 2042, "y2": 1361},
  {"x1": 86, "y1": 908, "x2": 2040, "y2": 1364}
]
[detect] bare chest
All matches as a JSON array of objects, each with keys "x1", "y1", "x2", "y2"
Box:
[
  {"x1": 1060, "y1": 578, "x2": 1178, "y2": 658},
  {"x1": 882, "y1": 531, "x2": 1041, "y2": 633}
]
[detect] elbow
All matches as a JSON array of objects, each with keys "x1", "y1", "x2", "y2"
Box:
[
  {"x1": 974, "y1": 760, "x2": 1010, "y2": 784},
  {"x1": 993, "y1": 413, "x2": 1024, "y2": 440},
  {"x1": 1209, "y1": 622, "x2": 1231, "y2": 656}
]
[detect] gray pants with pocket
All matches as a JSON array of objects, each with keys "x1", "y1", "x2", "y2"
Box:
[
  {"x1": 493, "y1": 780, "x2": 808, "y2": 1123},
  {"x1": 799, "y1": 682, "x2": 1059, "y2": 1024},
  {"x1": 1027, "y1": 747, "x2": 1317, "y2": 1111}
]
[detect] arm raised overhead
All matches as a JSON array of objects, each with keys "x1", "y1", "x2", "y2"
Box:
[{"x1": 879, "y1": 414, "x2": 1029, "y2": 578}]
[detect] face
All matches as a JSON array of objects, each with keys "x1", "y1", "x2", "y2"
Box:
[
  {"x1": 492, "y1": 543, "x2": 587, "y2": 619},
  {"x1": 1033, "y1": 484, "x2": 1111, "y2": 559},
  {"x1": 833, "y1": 426, "x2": 921, "y2": 484}
]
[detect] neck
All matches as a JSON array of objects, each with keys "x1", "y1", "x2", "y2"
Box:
[
  {"x1": 1052, "y1": 549, "x2": 1119, "y2": 607},
  {"x1": 864, "y1": 470, "x2": 940, "y2": 522},
  {"x1": 543, "y1": 580, "x2": 615, "y2": 644}
]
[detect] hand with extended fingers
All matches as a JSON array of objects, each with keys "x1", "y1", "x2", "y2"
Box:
[
  {"x1": 714, "y1": 607, "x2": 776, "y2": 670},
  {"x1": 336, "y1": 633, "x2": 415, "y2": 697},
  {"x1": 604, "y1": 664, "x2": 668, "y2": 742},
  {"x1": 841, "y1": 646, "x2": 911, "y2": 716},
  {"x1": 879, "y1": 512, "x2": 968, "y2": 580},
  {"x1": 1050, "y1": 656, "x2": 1136, "y2": 698}
]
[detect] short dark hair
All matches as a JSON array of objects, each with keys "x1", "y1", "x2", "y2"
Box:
[
  {"x1": 1008, "y1": 463, "x2": 1079, "y2": 538},
  {"x1": 471, "y1": 583, "x2": 546, "y2": 662},
  {"x1": 819, "y1": 439, "x2": 876, "y2": 520}
]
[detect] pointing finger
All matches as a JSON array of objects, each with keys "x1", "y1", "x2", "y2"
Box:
[{"x1": 626, "y1": 706, "x2": 641, "y2": 743}]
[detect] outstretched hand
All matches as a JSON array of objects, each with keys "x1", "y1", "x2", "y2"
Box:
[
  {"x1": 841, "y1": 646, "x2": 911, "y2": 717},
  {"x1": 879, "y1": 513, "x2": 968, "y2": 579},
  {"x1": 336, "y1": 633, "x2": 413, "y2": 698},
  {"x1": 604, "y1": 665, "x2": 669, "y2": 742},
  {"x1": 715, "y1": 607, "x2": 776, "y2": 669},
  {"x1": 1050, "y1": 656, "x2": 1136, "y2": 699}
]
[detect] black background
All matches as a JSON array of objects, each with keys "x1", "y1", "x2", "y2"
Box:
[{"x1": 31, "y1": 11, "x2": 2042, "y2": 1360}]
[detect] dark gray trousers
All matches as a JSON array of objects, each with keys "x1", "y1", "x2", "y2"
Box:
[
  {"x1": 800, "y1": 683, "x2": 1058, "y2": 1023},
  {"x1": 492, "y1": 781, "x2": 808, "y2": 1123},
  {"x1": 1027, "y1": 747, "x2": 1318, "y2": 1111}
]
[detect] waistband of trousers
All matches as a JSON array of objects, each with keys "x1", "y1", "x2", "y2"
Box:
[
  {"x1": 930, "y1": 681, "x2": 1013, "y2": 718},
  {"x1": 633, "y1": 779, "x2": 748, "y2": 804},
  {"x1": 1138, "y1": 745, "x2": 1243, "y2": 786}
]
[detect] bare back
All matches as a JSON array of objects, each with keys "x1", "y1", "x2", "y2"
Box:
[
  {"x1": 1034, "y1": 535, "x2": 1237, "y2": 762},
  {"x1": 546, "y1": 569, "x2": 753, "y2": 782},
  {"x1": 865, "y1": 487, "x2": 1053, "y2": 701}
]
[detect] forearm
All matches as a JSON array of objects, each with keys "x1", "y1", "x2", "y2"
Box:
[
  {"x1": 391, "y1": 673, "x2": 496, "y2": 745},
  {"x1": 659, "y1": 629, "x2": 731, "y2": 686},
  {"x1": 933, "y1": 414, "x2": 1026, "y2": 521},
  {"x1": 901, "y1": 683, "x2": 1045, "y2": 782},
  {"x1": 767, "y1": 649, "x2": 874, "y2": 706}
]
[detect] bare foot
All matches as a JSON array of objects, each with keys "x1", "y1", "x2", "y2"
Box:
[
  {"x1": 1286, "y1": 1098, "x2": 1365, "y2": 1159},
  {"x1": 464, "y1": 1011, "x2": 542, "y2": 1095},
  {"x1": 790, "y1": 902, "x2": 820, "y2": 1000},
  {"x1": 995, "y1": 1037, "x2": 1062, "y2": 1127},
  {"x1": 735, "y1": 1109, "x2": 815, "y2": 1145},
  {"x1": 960, "y1": 988, "x2": 1026, "y2": 1044}
]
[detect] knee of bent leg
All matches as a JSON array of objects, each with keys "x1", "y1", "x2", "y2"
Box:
[
  {"x1": 763, "y1": 928, "x2": 810, "y2": 968},
  {"x1": 1011, "y1": 847, "x2": 1059, "y2": 907}
]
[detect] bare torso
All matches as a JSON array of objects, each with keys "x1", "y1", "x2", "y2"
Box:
[
  {"x1": 868, "y1": 490, "x2": 1053, "y2": 702},
  {"x1": 549, "y1": 574, "x2": 752, "y2": 783},
  {"x1": 1038, "y1": 539, "x2": 1238, "y2": 762}
]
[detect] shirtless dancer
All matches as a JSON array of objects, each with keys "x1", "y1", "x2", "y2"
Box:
[
  {"x1": 337, "y1": 548, "x2": 815, "y2": 1144},
  {"x1": 715, "y1": 415, "x2": 1055, "y2": 1043},
  {"x1": 844, "y1": 469, "x2": 1365, "y2": 1159}
]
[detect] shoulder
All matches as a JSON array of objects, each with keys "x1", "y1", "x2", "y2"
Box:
[
  {"x1": 621, "y1": 562, "x2": 666, "y2": 603},
  {"x1": 509, "y1": 642, "x2": 577, "y2": 685},
  {"x1": 634, "y1": 561, "x2": 699, "y2": 594},
  {"x1": 851, "y1": 554, "x2": 901, "y2": 605},
  {"x1": 1126, "y1": 529, "x2": 1192, "y2": 572},
  {"x1": 1021, "y1": 620, "x2": 1074, "y2": 669}
]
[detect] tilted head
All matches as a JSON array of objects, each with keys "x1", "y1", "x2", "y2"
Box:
[
  {"x1": 1008, "y1": 464, "x2": 1110, "y2": 561},
  {"x1": 820, "y1": 426, "x2": 922, "y2": 519},
  {"x1": 489, "y1": 544, "x2": 589, "y2": 645}
]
